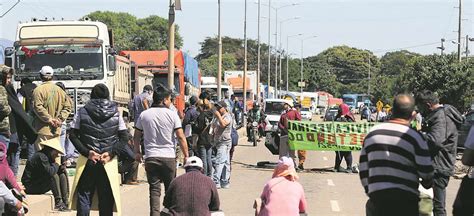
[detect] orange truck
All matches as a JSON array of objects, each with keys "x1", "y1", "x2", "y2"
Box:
[{"x1": 121, "y1": 50, "x2": 201, "y2": 116}]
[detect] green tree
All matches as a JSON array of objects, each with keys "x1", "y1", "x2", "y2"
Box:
[
  {"x1": 200, "y1": 54, "x2": 237, "y2": 77},
  {"x1": 85, "y1": 11, "x2": 183, "y2": 51}
]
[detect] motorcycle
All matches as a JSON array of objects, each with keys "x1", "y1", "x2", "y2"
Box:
[{"x1": 251, "y1": 121, "x2": 258, "y2": 147}]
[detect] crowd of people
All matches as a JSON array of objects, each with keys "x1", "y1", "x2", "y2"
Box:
[{"x1": 0, "y1": 62, "x2": 473, "y2": 216}]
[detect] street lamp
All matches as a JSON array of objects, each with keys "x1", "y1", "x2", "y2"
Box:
[
  {"x1": 217, "y1": 0, "x2": 223, "y2": 100},
  {"x1": 300, "y1": 35, "x2": 317, "y2": 93},
  {"x1": 278, "y1": 17, "x2": 300, "y2": 97},
  {"x1": 286, "y1": 34, "x2": 302, "y2": 91},
  {"x1": 168, "y1": 0, "x2": 182, "y2": 91}
]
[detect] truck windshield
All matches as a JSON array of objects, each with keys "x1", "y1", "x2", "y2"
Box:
[
  {"x1": 343, "y1": 97, "x2": 355, "y2": 105},
  {"x1": 153, "y1": 74, "x2": 180, "y2": 93},
  {"x1": 265, "y1": 102, "x2": 285, "y2": 115},
  {"x1": 15, "y1": 44, "x2": 104, "y2": 81}
]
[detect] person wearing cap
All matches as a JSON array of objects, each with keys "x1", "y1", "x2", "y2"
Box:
[
  {"x1": 255, "y1": 156, "x2": 307, "y2": 216},
  {"x1": 32, "y1": 65, "x2": 72, "y2": 153},
  {"x1": 278, "y1": 100, "x2": 301, "y2": 163},
  {"x1": 133, "y1": 84, "x2": 189, "y2": 216},
  {"x1": 212, "y1": 101, "x2": 233, "y2": 189},
  {"x1": 133, "y1": 85, "x2": 153, "y2": 121},
  {"x1": 183, "y1": 95, "x2": 199, "y2": 156},
  {"x1": 21, "y1": 137, "x2": 70, "y2": 211},
  {"x1": 163, "y1": 156, "x2": 220, "y2": 216},
  {"x1": 68, "y1": 84, "x2": 128, "y2": 216},
  {"x1": 247, "y1": 101, "x2": 263, "y2": 142}
]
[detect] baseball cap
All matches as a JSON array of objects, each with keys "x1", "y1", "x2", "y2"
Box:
[
  {"x1": 39, "y1": 66, "x2": 54, "y2": 76},
  {"x1": 184, "y1": 156, "x2": 203, "y2": 169},
  {"x1": 215, "y1": 101, "x2": 227, "y2": 109}
]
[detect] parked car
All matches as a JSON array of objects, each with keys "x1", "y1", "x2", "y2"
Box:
[
  {"x1": 300, "y1": 107, "x2": 313, "y2": 120},
  {"x1": 458, "y1": 111, "x2": 474, "y2": 151},
  {"x1": 323, "y1": 107, "x2": 339, "y2": 121}
]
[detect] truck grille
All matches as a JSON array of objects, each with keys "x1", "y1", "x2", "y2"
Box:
[{"x1": 66, "y1": 89, "x2": 91, "y2": 115}]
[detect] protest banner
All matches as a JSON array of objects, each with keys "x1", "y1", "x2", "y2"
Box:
[{"x1": 287, "y1": 120, "x2": 376, "y2": 151}]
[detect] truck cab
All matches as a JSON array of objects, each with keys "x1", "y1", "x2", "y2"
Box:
[{"x1": 4, "y1": 20, "x2": 131, "y2": 117}]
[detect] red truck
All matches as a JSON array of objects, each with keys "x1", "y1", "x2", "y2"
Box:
[{"x1": 121, "y1": 50, "x2": 201, "y2": 117}]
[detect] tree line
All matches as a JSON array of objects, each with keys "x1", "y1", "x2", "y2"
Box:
[{"x1": 86, "y1": 11, "x2": 473, "y2": 112}]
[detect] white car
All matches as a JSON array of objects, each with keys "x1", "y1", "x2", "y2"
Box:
[
  {"x1": 300, "y1": 107, "x2": 313, "y2": 120},
  {"x1": 264, "y1": 99, "x2": 292, "y2": 132}
]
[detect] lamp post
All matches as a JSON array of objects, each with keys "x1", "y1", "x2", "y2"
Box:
[
  {"x1": 300, "y1": 36, "x2": 317, "y2": 93},
  {"x1": 257, "y1": 0, "x2": 261, "y2": 102},
  {"x1": 243, "y1": 0, "x2": 248, "y2": 114},
  {"x1": 286, "y1": 34, "x2": 302, "y2": 91},
  {"x1": 217, "y1": 0, "x2": 223, "y2": 101},
  {"x1": 279, "y1": 17, "x2": 300, "y2": 96}
]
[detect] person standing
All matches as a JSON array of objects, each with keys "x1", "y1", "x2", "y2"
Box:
[
  {"x1": 133, "y1": 85, "x2": 153, "y2": 121},
  {"x1": 359, "y1": 94, "x2": 434, "y2": 216},
  {"x1": 294, "y1": 103, "x2": 307, "y2": 171},
  {"x1": 133, "y1": 84, "x2": 189, "y2": 216},
  {"x1": 2, "y1": 65, "x2": 37, "y2": 176},
  {"x1": 453, "y1": 125, "x2": 474, "y2": 215},
  {"x1": 182, "y1": 96, "x2": 199, "y2": 156},
  {"x1": 333, "y1": 103, "x2": 356, "y2": 173},
  {"x1": 162, "y1": 156, "x2": 220, "y2": 215},
  {"x1": 68, "y1": 84, "x2": 127, "y2": 216},
  {"x1": 212, "y1": 101, "x2": 233, "y2": 189},
  {"x1": 16, "y1": 77, "x2": 37, "y2": 160},
  {"x1": 194, "y1": 100, "x2": 214, "y2": 177},
  {"x1": 278, "y1": 100, "x2": 301, "y2": 163},
  {"x1": 0, "y1": 66, "x2": 11, "y2": 164},
  {"x1": 415, "y1": 90, "x2": 464, "y2": 216},
  {"x1": 32, "y1": 66, "x2": 72, "y2": 152}
]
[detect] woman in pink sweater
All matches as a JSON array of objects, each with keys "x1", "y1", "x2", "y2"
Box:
[
  {"x1": 258, "y1": 157, "x2": 307, "y2": 216},
  {"x1": 0, "y1": 142, "x2": 21, "y2": 191}
]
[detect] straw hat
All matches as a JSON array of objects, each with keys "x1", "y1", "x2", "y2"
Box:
[{"x1": 39, "y1": 137, "x2": 64, "y2": 155}]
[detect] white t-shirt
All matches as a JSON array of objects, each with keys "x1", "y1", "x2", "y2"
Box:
[{"x1": 135, "y1": 107, "x2": 182, "y2": 159}]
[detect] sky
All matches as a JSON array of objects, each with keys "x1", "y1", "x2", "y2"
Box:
[{"x1": 0, "y1": 0, "x2": 473, "y2": 58}]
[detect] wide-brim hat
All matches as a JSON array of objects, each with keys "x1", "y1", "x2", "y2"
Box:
[{"x1": 39, "y1": 137, "x2": 64, "y2": 155}]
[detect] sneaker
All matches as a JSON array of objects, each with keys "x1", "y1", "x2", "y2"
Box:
[
  {"x1": 221, "y1": 184, "x2": 230, "y2": 189},
  {"x1": 54, "y1": 202, "x2": 70, "y2": 212},
  {"x1": 216, "y1": 185, "x2": 222, "y2": 189},
  {"x1": 344, "y1": 168, "x2": 352, "y2": 173},
  {"x1": 298, "y1": 164, "x2": 304, "y2": 171}
]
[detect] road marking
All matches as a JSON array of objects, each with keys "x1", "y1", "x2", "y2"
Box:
[
  {"x1": 330, "y1": 200, "x2": 340, "y2": 212},
  {"x1": 322, "y1": 151, "x2": 326, "y2": 153},
  {"x1": 323, "y1": 156, "x2": 328, "y2": 161},
  {"x1": 327, "y1": 179, "x2": 335, "y2": 186}
]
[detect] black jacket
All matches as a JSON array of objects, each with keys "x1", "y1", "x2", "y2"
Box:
[
  {"x1": 17, "y1": 83, "x2": 37, "y2": 113},
  {"x1": 69, "y1": 99, "x2": 128, "y2": 158},
  {"x1": 21, "y1": 149, "x2": 59, "y2": 189},
  {"x1": 422, "y1": 104, "x2": 464, "y2": 176},
  {"x1": 5, "y1": 84, "x2": 37, "y2": 144},
  {"x1": 194, "y1": 110, "x2": 214, "y2": 147}
]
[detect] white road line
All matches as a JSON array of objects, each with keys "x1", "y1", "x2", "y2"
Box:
[
  {"x1": 330, "y1": 200, "x2": 341, "y2": 212},
  {"x1": 323, "y1": 156, "x2": 328, "y2": 161},
  {"x1": 327, "y1": 179, "x2": 335, "y2": 186}
]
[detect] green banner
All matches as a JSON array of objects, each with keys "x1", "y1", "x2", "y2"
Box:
[{"x1": 288, "y1": 121, "x2": 377, "y2": 151}]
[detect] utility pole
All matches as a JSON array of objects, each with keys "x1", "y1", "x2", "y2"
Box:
[
  {"x1": 466, "y1": 35, "x2": 470, "y2": 59},
  {"x1": 168, "y1": 0, "x2": 176, "y2": 91},
  {"x1": 300, "y1": 40, "x2": 303, "y2": 94},
  {"x1": 274, "y1": 9, "x2": 278, "y2": 98},
  {"x1": 257, "y1": 0, "x2": 261, "y2": 102},
  {"x1": 267, "y1": 0, "x2": 271, "y2": 99},
  {"x1": 437, "y1": 38, "x2": 445, "y2": 55},
  {"x1": 368, "y1": 56, "x2": 371, "y2": 97},
  {"x1": 243, "y1": 0, "x2": 248, "y2": 114},
  {"x1": 457, "y1": 0, "x2": 462, "y2": 62},
  {"x1": 217, "y1": 0, "x2": 223, "y2": 101},
  {"x1": 286, "y1": 33, "x2": 302, "y2": 91}
]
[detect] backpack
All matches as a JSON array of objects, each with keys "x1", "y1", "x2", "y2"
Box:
[{"x1": 198, "y1": 114, "x2": 213, "y2": 148}]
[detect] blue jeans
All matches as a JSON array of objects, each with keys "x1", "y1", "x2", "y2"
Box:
[
  {"x1": 8, "y1": 133, "x2": 20, "y2": 176},
  {"x1": 212, "y1": 140, "x2": 231, "y2": 187},
  {"x1": 60, "y1": 124, "x2": 78, "y2": 160},
  {"x1": 198, "y1": 145, "x2": 212, "y2": 177}
]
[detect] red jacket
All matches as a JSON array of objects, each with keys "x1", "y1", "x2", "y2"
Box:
[{"x1": 279, "y1": 109, "x2": 301, "y2": 136}]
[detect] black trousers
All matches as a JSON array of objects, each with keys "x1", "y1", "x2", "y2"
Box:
[
  {"x1": 25, "y1": 172, "x2": 69, "y2": 205},
  {"x1": 433, "y1": 174, "x2": 450, "y2": 216},
  {"x1": 145, "y1": 157, "x2": 176, "y2": 216},
  {"x1": 453, "y1": 176, "x2": 474, "y2": 216},
  {"x1": 76, "y1": 161, "x2": 114, "y2": 216},
  {"x1": 334, "y1": 151, "x2": 352, "y2": 169},
  {"x1": 366, "y1": 190, "x2": 419, "y2": 216}
]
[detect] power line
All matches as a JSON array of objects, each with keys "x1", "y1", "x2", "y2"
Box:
[
  {"x1": 1, "y1": 0, "x2": 21, "y2": 18},
  {"x1": 372, "y1": 39, "x2": 457, "y2": 53}
]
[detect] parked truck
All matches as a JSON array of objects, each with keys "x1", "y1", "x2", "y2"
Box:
[
  {"x1": 4, "y1": 19, "x2": 131, "y2": 116},
  {"x1": 123, "y1": 50, "x2": 201, "y2": 116}
]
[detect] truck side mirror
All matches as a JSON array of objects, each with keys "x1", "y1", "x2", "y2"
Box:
[
  {"x1": 107, "y1": 55, "x2": 116, "y2": 75},
  {"x1": 4, "y1": 47, "x2": 15, "y2": 67},
  {"x1": 4, "y1": 47, "x2": 15, "y2": 56}
]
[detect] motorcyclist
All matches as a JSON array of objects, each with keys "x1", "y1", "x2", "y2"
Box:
[{"x1": 247, "y1": 102, "x2": 263, "y2": 142}]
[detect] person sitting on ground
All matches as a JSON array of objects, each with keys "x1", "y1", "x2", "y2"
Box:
[
  {"x1": 163, "y1": 156, "x2": 220, "y2": 216},
  {"x1": 0, "y1": 181, "x2": 22, "y2": 215},
  {"x1": 255, "y1": 156, "x2": 307, "y2": 216},
  {"x1": 118, "y1": 138, "x2": 139, "y2": 185},
  {"x1": 0, "y1": 142, "x2": 23, "y2": 192},
  {"x1": 21, "y1": 138, "x2": 69, "y2": 211}
]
